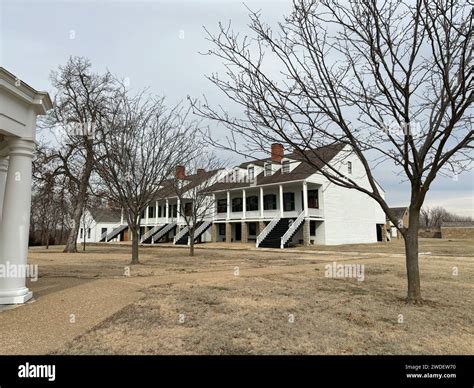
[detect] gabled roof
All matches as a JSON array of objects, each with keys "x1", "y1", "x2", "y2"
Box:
[
  {"x1": 209, "y1": 143, "x2": 345, "y2": 191},
  {"x1": 153, "y1": 169, "x2": 222, "y2": 200},
  {"x1": 388, "y1": 207, "x2": 408, "y2": 221},
  {"x1": 89, "y1": 208, "x2": 121, "y2": 223}
]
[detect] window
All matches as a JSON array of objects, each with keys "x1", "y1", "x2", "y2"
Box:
[
  {"x1": 246, "y1": 195, "x2": 259, "y2": 211},
  {"x1": 248, "y1": 222, "x2": 257, "y2": 236},
  {"x1": 172, "y1": 204, "x2": 178, "y2": 217},
  {"x1": 308, "y1": 189, "x2": 319, "y2": 209},
  {"x1": 218, "y1": 223, "x2": 226, "y2": 236},
  {"x1": 217, "y1": 199, "x2": 227, "y2": 213},
  {"x1": 234, "y1": 169, "x2": 240, "y2": 182},
  {"x1": 248, "y1": 167, "x2": 255, "y2": 182},
  {"x1": 101, "y1": 227, "x2": 107, "y2": 236},
  {"x1": 148, "y1": 206, "x2": 155, "y2": 218},
  {"x1": 282, "y1": 160, "x2": 290, "y2": 173},
  {"x1": 283, "y1": 192, "x2": 295, "y2": 211},
  {"x1": 348, "y1": 161, "x2": 352, "y2": 174},
  {"x1": 141, "y1": 209, "x2": 145, "y2": 219},
  {"x1": 158, "y1": 206, "x2": 162, "y2": 218},
  {"x1": 263, "y1": 194, "x2": 277, "y2": 210},
  {"x1": 79, "y1": 228, "x2": 83, "y2": 238},
  {"x1": 87, "y1": 228, "x2": 91, "y2": 239},
  {"x1": 232, "y1": 198, "x2": 243, "y2": 212},
  {"x1": 264, "y1": 162, "x2": 272, "y2": 177},
  {"x1": 184, "y1": 202, "x2": 192, "y2": 216}
]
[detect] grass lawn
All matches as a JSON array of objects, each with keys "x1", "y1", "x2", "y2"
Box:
[{"x1": 3, "y1": 239, "x2": 473, "y2": 355}]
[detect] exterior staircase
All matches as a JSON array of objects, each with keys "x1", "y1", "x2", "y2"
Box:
[
  {"x1": 100, "y1": 224, "x2": 128, "y2": 242},
  {"x1": 257, "y1": 218, "x2": 291, "y2": 248}
]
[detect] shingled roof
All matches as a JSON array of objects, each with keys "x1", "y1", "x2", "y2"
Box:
[
  {"x1": 209, "y1": 143, "x2": 346, "y2": 192},
  {"x1": 89, "y1": 208, "x2": 121, "y2": 223},
  {"x1": 153, "y1": 169, "x2": 223, "y2": 200},
  {"x1": 388, "y1": 207, "x2": 408, "y2": 221}
]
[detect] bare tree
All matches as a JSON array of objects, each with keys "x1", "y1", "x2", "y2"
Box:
[
  {"x1": 192, "y1": 0, "x2": 473, "y2": 302},
  {"x1": 171, "y1": 153, "x2": 224, "y2": 256},
  {"x1": 420, "y1": 206, "x2": 473, "y2": 229},
  {"x1": 94, "y1": 91, "x2": 197, "y2": 264},
  {"x1": 42, "y1": 56, "x2": 121, "y2": 253}
]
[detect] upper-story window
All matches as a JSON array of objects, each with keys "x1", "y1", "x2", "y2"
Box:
[
  {"x1": 263, "y1": 194, "x2": 277, "y2": 210},
  {"x1": 232, "y1": 198, "x2": 243, "y2": 212},
  {"x1": 233, "y1": 169, "x2": 240, "y2": 182},
  {"x1": 248, "y1": 166, "x2": 255, "y2": 182},
  {"x1": 246, "y1": 195, "x2": 259, "y2": 211},
  {"x1": 308, "y1": 189, "x2": 319, "y2": 209},
  {"x1": 264, "y1": 162, "x2": 272, "y2": 177},
  {"x1": 348, "y1": 161, "x2": 352, "y2": 174},
  {"x1": 217, "y1": 199, "x2": 227, "y2": 213},
  {"x1": 148, "y1": 206, "x2": 155, "y2": 218},
  {"x1": 282, "y1": 160, "x2": 290, "y2": 174}
]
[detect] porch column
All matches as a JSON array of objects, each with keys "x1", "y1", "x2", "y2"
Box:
[
  {"x1": 0, "y1": 157, "x2": 8, "y2": 223},
  {"x1": 155, "y1": 201, "x2": 158, "y2": 223},
  {"x1": 145, "y1": 204, "x2": 149, "y2": 225},
  {"x1": 0, "y1": 138, "x2": 35, "y2": 304},
  {"x1": 177, "y1": 198, "x2": 181, "y2": 223},
  {"x1": 225, "y1": 222, "x2": 232, "y2": 243},
  {"x1": 212, "y1": 194, "x2": 216, "y2": 221},
  {"x1": 242, "y1": 189, "x2": 246, "y2": 220},
  {"x1": 226, "y1": 191, "x2": 230, "y2": 220},
  {"x1": 165, "y1": 199, "x2": 169, "y2": 223},
  {"x1": 259, "y1": 187, "x2": 264, "y2": 218},
  {"x1": 279, "y1": 184, "x2": 284, "y2": 217},
  {"x1": 303, "y1": 181, "x2": 309, "y2": 217},
  {"x1": 120, "y1": 208, "x2": 124, "y2": 225}
]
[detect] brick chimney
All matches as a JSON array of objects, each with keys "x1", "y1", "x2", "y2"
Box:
[
  {"x1": 175, "y1": 165, "x2": 186, "y2": 180},
  {"x1": 197, "y1": 168, "x2": 205, "y2": 175},
  {"x1": 271, "y1": 143, "x2": 284, "y2": 163}
]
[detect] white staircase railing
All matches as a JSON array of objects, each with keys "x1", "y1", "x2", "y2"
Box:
[
  {"x1": 256, "y1": 217, "x2": 280, "y2": 248},
  {"x1": 153, "y1": 222, "x2": 176, "y2": 243},
  {"x1": 173, "y1": 225, "x2": 189, "y2": 244},
  {"x1": 140, "y1": 224, "x2": 162, "y2": 243},
  {"x1": 280, "y1": 211, "x2": 305, "y2": 249},
  {"x1": 192, "y1": 221, "x2": 212, "y2": 242}
]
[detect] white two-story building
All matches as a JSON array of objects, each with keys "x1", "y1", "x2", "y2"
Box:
[{"x1": 84, "y1": 143, "x2": 386, "y2": 248}]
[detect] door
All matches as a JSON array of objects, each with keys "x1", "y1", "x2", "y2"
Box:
[{"x1": 235, "y1": 223, "x2": 242, "y2": 241}]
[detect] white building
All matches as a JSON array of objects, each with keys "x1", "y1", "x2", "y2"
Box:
[
  {"x1": 0, "y1": 68, "x2": 52, "y2": 304},
  {"x1": 90, "y1": 143, "x2": 386, "y2": 248}
]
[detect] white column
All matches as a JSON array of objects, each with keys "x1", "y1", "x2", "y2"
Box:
[
  {"x1": 279, "y1": 184, "x2": 284, "y2": 217},
  {"x1": 0, "y1": 138, "x2": 35, "y2": 304},
  {"x1": 212, "y1": 194, "x2": 216, "y2": 221},
  {"x1": 0, "y1": 157, "x2": 8, "y2": 223},
  {"x1": 145, "y1": 204, "x2": 149, "y2": 225},
  {"x1": 226, "y1": 191, "x2": 230, "y2": 220},
  {"x1": 120, "y1": 208, "x2": 124, "y2": 225},
  {"x1": 259, "y1": 187, "x2": 264, "y2": 218},
  {"x1": 242, "y1": 189, "x2": 246, "y2": 220},
  {"x1": 303, "y1": 181, "x2": 309, "y2": 217},
  {"x1": 177, "y1": 198, "x2": 181, "y2": 223},
  {"x1": 165, "y1": 199, "x2": 169, "y2": 223},
  {"x1": 155, "y1": 201, "x2": 158, "y2": 223}
]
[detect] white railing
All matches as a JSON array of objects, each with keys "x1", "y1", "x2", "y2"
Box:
[
  {"x1": 280, "y1": 211, "x2": 305, "y2": 249},
  {"x1": 193, "y1": 221, "x2": 212, "y2": 241},
  {"x1": 140, "y1": 224, "x2": 162, "y2": 243},
  {"x1": 256, "y1": 216, "x2": 280, "y2": 248},
  {"x1": 153, "y1": 222, "x2": 176, "y2": 243},
  {"x1": 173, "y1": 225, "x2": 189, "y2": 244}
]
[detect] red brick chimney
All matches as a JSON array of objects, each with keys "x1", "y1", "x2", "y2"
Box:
[
  {"x1": 175, "y1": 165, "x2": 186, "y2": 180},
  {"x1": 197, "y1": 168, "x2": 205, "y2": 175},
  {"x1": 271, "y1": 143, "x2": 284, "y2": 163}
]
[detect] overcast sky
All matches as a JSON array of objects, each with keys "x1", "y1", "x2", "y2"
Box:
[{"x1": 1, "y1": 0, "x2": 472, "y2": 216}]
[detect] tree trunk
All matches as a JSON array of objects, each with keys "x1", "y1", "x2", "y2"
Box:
[
  {"x1": 404, "y1": 208, "x2": 422, "y2": 303},
  {"x1": 130, "y1": 226, "x2": 140, "y2": 264},
  {"x1": 63, "y1": 143, "x2": 94, "y2": 253},
  {"x1": 189, "y1": 229, "x2": 195, "y2": 257}
]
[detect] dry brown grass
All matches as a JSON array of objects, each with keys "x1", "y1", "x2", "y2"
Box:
[{"x1": 28, "y1": 239, "x2": 473, "y2": 355}]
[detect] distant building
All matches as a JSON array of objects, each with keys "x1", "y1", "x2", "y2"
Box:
[
  {"x1": 386, "y1": 207, "x2": 409, "y2": 240},
  {"x1": 441, "y1": 221, "x2": 474, "y2": 239}
]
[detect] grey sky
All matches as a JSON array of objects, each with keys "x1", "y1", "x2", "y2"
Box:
[{"x1": 1, "y1": 0, "x2": 472, "y2": 216}]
